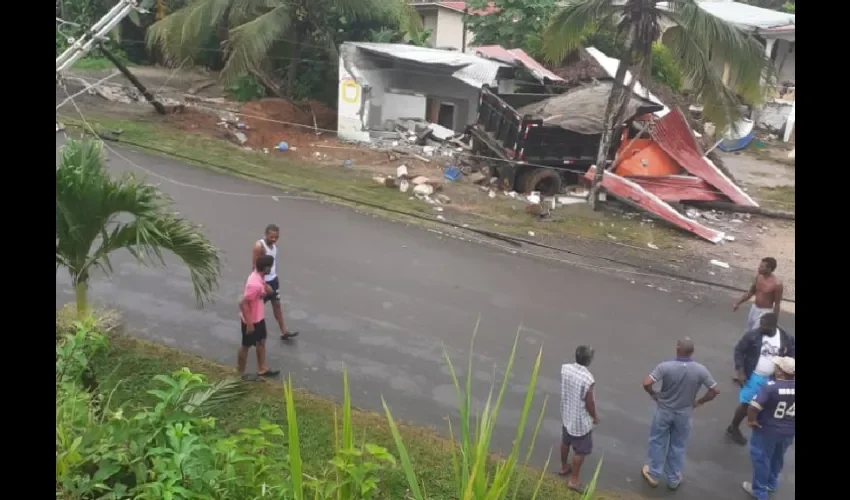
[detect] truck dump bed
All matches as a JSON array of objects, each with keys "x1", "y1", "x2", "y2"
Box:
[{"x1": 471, "y1": 84, "x2": 664, "y2": 170}]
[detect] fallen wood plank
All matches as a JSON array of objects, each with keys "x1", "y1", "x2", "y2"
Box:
[
  {"x1": 586, "y1": 167, "x2": 725, "y2": 243},
  {"x1": 687, "y1": 201, "x2": 795, "y2": 221}
]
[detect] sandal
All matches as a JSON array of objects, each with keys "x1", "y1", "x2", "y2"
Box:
[
  {"x1": 258, "y1": 369, "x2": 280, "y2": 377},
  {"x1": 567, "y1": 483, "x2": 585, "y2": 494},
  {"x1": 281, "y1": 331, "x2": 300, "y2": 340},
  {"x1": 557, "y1": 465, "x2": 573, "y2": 477}
]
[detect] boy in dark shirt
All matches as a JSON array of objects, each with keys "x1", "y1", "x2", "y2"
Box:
[{"x1": 742, "y1": 357, "x2": 795, "y2": 500}]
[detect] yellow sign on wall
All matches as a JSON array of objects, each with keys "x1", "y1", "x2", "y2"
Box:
[{"x1": 340, "y1": 79, "x2": 360, "y2": 104}]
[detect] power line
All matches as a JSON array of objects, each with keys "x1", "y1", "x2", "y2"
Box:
[
  {"x1": 59, "y1": 73, "x2": 795, "y2": 212},
  {"x1": 58, "y1": 90, "x2": 795, "y2": 302}
]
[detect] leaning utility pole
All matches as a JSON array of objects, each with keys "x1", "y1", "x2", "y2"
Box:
[{"x1": 56, "y1": 0, "x2": 165, "y2": 116}]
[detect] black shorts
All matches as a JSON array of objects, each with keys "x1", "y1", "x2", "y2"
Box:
[
  {"x1": 561, "y1": 427, "x2": 593, "y2": 456},
  {"x1": 263, "y1": 277, "x2": 281, "y2": 303},
  {"x1": 240, "y1": 319, "x2": 268, "y2": 347}
]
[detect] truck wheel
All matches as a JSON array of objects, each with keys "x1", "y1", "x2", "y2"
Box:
[{"x1": 523, "y1": 168, "x2": 562, "y2": 196}]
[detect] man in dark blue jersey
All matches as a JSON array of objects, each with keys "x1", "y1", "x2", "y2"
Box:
[{"x1": 742, "y1": 356, "x2": 795, "y2": 500}]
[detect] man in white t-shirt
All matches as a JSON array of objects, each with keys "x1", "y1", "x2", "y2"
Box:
[{"x1": 727, "y1": 313, "x2": 795, "y2": 445}]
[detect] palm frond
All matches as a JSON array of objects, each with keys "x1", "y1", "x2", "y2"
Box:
[
  {"x1": 662, "y1": 2, "x2": 769, "y2": 128},
  {"x1": 222, "y1": 5, "x2": 292, "y2": 83},
  {"x1": 146, "y1": 0, "x2": 236, "y2": 65},
  {"x1": 56, "y1": 138, "x2": 222, "y2": 306},
  {"x1": 543, "y1": 0, "x2": 619, "y2": 64},
  {"x1": 184, "y1": 377, "x2": 246, "y2": 414}
]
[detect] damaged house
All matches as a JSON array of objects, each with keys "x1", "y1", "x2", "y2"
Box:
[{"x1": 337, "y1": 42, "x2": 557, "y2": 142}]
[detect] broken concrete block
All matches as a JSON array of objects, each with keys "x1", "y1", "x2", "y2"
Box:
[
  {"x1": 469, "y1": 172, "x2": 488, "y2": 185},
  {"x1": 233, "y1": 131, "x2": 248, "y2": 145},
  {"x1": 396, "y1": 165, "x2": 409, "y2": 178},
  {"x1": 399, "y1": 179, "x2": 410, "y2": 193},
  {"x1": 413, "y1": 184, "x2": 435, "y2": 197},
  {"x1": 428, "y1": 123, "x2": 455, "y2": 141},
  {"x1": 435, "y1": 193, "x2": 451, "y2": 204},
  {"x1": 411, "y1": 176, "x2": 430, "y2": 185}
]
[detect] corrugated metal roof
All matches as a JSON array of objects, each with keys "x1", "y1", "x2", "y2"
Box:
[
  {"x1": 584, "y1": 47, "x2": 669, "y2": 117},
  {"x1": 346, "y1": 42, "x2": 509, "y2": 88},
  {"x1": 650, "y1": 108, "x2": 758, "y2": 207},
  {"x1": 658, "y1": 1, "x2": 795, "y2": 31},
  {"x1": 472, "y1": 45, "x2": 565, "y2": 83}
]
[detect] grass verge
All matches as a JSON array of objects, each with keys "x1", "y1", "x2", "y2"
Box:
[
  {"x1": 93, "y1": 332, "x2": 605, "y2": 499},
  {"x1": 57, "y1": 112, "x2": 672, "y2": 248},
  {"x1": 752, "y1": 185, "x2": 795, "y2": 212}
]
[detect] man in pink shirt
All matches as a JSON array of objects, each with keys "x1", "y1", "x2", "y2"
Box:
[{"x1": 238, "y1": 254, "x2": 280, "y2": 380}]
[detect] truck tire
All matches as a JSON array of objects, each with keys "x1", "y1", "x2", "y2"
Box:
[{"x1": 523, "y1": 167, "x2": 562, "y2": 196}]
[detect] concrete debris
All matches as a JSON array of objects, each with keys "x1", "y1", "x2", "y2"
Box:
[
  {"x1": 396, "y1": 165, "x2": 409, "y2": 178},
  {"x1": 709, "y1": 259, "x2": 730, "y2": 269},
  {"x1": 372, "y1": 175, "x2": 397, "y2": 188},
  {"x1": 413, "y1": 184, "x2": 435, "y2": 197},
  {"x1": 526, "y1": 191, "x2": 541, "y2": 204},
  {"x1": 435, "y1": 193, "x2": 452, "y2": 204},
  {"x1": 528, "y1": 231, "x2": 535, "y2": 237},
  {"x1": 371, "y1": 118, "x2": 471, "y2": 166},
  {"x1": 399, "y1": 179, "x2": 410, "y2": 193},
  {"x1": 232, "y1": 131, "x2": 248, "y2": 145},
  {"x1": 469, "y1": 171, "x2": 489, "y2": 185},
  {"x1": 411, "y1": 176, "x2": 430, "y2": 185},
  {"x1": 647, "y1": 243, "x2": 659, "y2": 250}
]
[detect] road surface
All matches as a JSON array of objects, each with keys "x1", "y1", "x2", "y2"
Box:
[{"x1": 55, "y1": 136, "x2": 795, "y2": 500}]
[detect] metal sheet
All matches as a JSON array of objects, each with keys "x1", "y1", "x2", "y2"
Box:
[{"x1": 472, "y1": 45, "x2": 565, "y2": 83}]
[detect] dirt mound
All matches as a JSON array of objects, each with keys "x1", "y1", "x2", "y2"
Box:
[{"x1": 235, "y1": 98, "x2": 337, "y2": 149}]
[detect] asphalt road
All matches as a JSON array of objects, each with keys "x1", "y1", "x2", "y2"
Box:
[{"x1": 55, "y1": 135, "x2": 795, "y2": 500}]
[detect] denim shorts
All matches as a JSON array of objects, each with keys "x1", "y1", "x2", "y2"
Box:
[{"x1": 739, "y1": 372, "x2": 769, "y2": 404}]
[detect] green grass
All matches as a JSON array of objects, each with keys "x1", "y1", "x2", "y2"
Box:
[
  {"x1": 753, "y1": 185, "x2": 795, "y2": 212},
  {"x1": 93, "y1": 333, "x2": 604, "y2": 499},
  {"x1": 72, "y1": 56, "x2": 127, "y2": 71},
  {"x1": 57, "y1": 113, "x2": 672, "y2": 248}
]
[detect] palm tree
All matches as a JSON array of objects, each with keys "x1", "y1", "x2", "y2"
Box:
[
  {"x1": 146, "y1": 0, "x2": 422, "y2": 95},
  {"x1": 56, "y1": 138, "x2": 222, "y2": 317},
  {"x1": 544, "y1": 0, "x2": 770, "y2": 209}
]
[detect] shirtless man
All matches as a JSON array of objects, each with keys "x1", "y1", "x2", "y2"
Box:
[
  {"x1": 733, "y1": 257, "x2": 783, "y2": 332},
  {"x1": 253, "y1": 224, "x2": 299, "y2": 340}
]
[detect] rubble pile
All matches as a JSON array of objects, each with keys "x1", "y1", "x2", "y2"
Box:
[{"x1": 371, "y1": 118, "x2": 474, "y2": 166}]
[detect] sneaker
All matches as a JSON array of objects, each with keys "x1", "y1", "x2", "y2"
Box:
[
  {"x1": 741, "y1": 481, "x2": 756, "y2": 497},
  {"x1": 668, "y1": 473, "x2": 683, "y2": 490},
  {"x1": 641, "y1": 465, "x2": 659, "y2": 488},
  {"x1": 726, "y1": 425, "x2": 748, "y2": 445}
]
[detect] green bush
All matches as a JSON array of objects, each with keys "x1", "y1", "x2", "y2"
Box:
[
  {"x1": 226, "y1": 73, "x2": 267, "y2": 103},
  {"x1": 650, "y1": 43, "x2": 684, "y2": 91},
  {"x1": 57, "y1": 319, "x2": 602, "y2": 499}
]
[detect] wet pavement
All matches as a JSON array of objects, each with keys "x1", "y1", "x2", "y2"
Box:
[{"x1": 55, "y1": 136, "x2": 795, "y2": 499}]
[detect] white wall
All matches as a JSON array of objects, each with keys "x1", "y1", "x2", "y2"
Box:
[
  {"x1": 421, "y1": 11, "x2": 439, "y2": 47},
  {"x1": 382, "y1": 92, "x2": 427, "y2": 123},
  {"x1": 434, "y1": 9, "x2": 466, "y2": 51},
  {"x1": 774, "y1": 39, "x2": 795, "y2": 84},
  {"x1": 389, "y1": 69, "x2": 479, "y2": 131}
]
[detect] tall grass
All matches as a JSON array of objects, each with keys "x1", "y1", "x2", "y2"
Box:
[
  {"x1": 57, "y1": 317, "x2": 604, "y2": 499},
  {"x1": 383, "y1": 321, "x2": 602, "y2": 500}
]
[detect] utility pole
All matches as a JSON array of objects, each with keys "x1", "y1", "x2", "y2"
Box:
[{"x1": 56, "y1": 1, "x2": 165, "y2": 116}]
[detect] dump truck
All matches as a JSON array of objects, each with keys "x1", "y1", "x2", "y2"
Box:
[{"x1": 467, "y1": 82, "x2": 665, "y2": 195}]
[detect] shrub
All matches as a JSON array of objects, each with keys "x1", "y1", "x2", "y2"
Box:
[{"x1": 651, "y1": 43, "x2": 684, "y2": 92}]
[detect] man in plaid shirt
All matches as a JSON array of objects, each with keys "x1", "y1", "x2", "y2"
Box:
[{"x1": 559, "y1": 345, "x2": 599, "y2": 493}]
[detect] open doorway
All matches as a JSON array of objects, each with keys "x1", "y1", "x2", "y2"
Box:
[
  {"x1": 437, "y1": 103, "x2": 455, "y2": 129},
  {"x1": 426, "y1": 98, "x2": 456, "y2": 130}
]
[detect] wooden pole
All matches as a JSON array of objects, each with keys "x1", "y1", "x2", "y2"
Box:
[{"x1": 99, "y1": 46, "x2": 167, "y2": 115}]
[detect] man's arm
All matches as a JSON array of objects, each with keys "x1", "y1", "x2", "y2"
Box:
[
  {"x1": 746, "y1": 384, "x2": 773, "y2": 427},
  {"x1": 584, "y1": 383, "x2": 599, "y2": 424},
  {"x1": 643, "y1": 363, "x2": 664, "y2": 401},
  {"x1": 239, "y1": 297, "x2": 254, "y2": 332},
  {"x1": 733, "y1": 332, "x2": 753, "y2": 382},
  {"x1": 773, "y1": 282, "x2": 784, "y2": 316},
  {"x1": 252, "y1": 241, "x2": 264, "y2": 270},
  {"x1": 783, "y1": 330, "x2": 796, "y2": 359},
  {"x1": 694, "y1": 369, "x2": 720, "y2": 408},
  {"x1": 733, "y1": 279, "x2": 757, "y2": 311}
]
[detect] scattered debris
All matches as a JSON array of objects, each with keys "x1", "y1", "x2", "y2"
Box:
[
  {"x1": 647, "y1": 243, "x2": 659, "y2": 250},
  {"x1": 396, "y1": 165, "x2": 409, "y2": 178},
  {"x1": 413, "y1": 184, "x2": 435, "y2": 197},
  {"x1": 443, "y1": 166, "x2": 462, "y2": 182},
  {"x1": 277, "y1": 141, "x2": 289, "y2": 152},
  {"x1": 342, "y1": 159, "x2": 353, "y2": 167},
  {"x1": 709, "y1": 259, "x2": 730, "y2": 269},
  {"x1": 528, "y1": 231, "x2": 535, "y2": 237}
]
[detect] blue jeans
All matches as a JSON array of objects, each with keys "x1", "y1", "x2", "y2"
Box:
[
  {"x1": 750, "y1": 429, "x2": 794, "y2": 500},
  {"x1": 647, "y1": 407, "x2": 692, "y2": 486}
]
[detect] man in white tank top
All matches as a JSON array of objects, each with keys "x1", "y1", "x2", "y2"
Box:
[{"x1": 252, "y1": 224, "x2": 299, "y2": 340}]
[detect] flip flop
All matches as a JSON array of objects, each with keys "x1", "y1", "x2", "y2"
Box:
[
  {"x1": 557, "y1": 465, "x2": 573, "y2": 477},
  {"x1": 258, "y1": 369, "x2": 280, "y2": 377},
  {"x1": 567, "y1": 484, "x2": 585, "y2": 494},
  {"x1": 281, "y1": 331, "x2": 300, "y2": 340},
  {"x1": 241, "y1": 373, "x2": 261, "y2": 382}
]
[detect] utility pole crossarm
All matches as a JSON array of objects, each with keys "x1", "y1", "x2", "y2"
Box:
[{"x1": 56, "y1": 0, "x2": 139, "y2": 75}]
